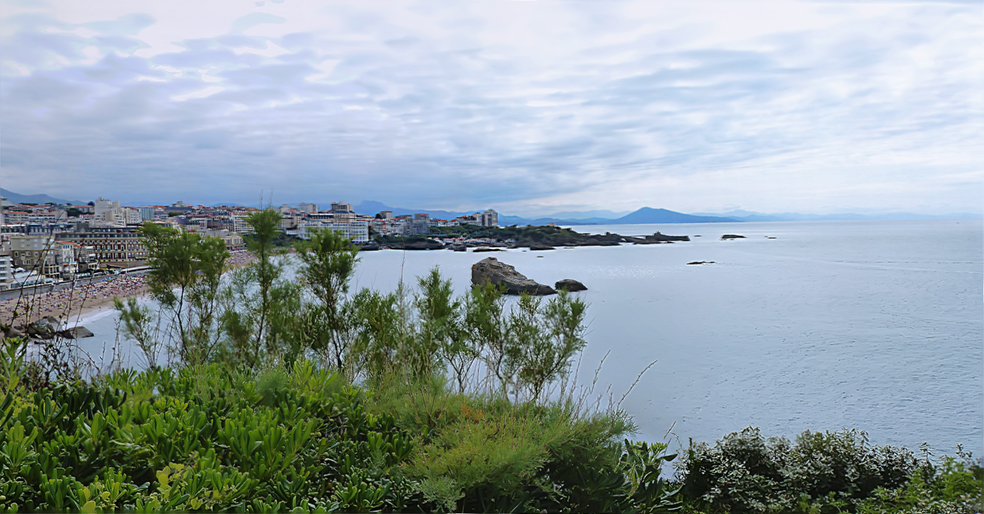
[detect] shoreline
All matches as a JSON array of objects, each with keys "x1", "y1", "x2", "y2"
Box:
[
  {"x1": 1, "y1": 275, "x2": 151, "y2": 328},
  {"x1": 2, "y1": 250, "x2": 256, "y2": 330}
]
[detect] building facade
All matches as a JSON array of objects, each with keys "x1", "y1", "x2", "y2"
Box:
[{"x1": 63, "y1": 226, "x2": 148, "y2": 268}]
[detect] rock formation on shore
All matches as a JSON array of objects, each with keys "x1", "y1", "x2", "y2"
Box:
[
  {"x1": 630, "y1": 232, "x2": 691, "y2": 244},
  {"x1": 555, "y1": 279, "x2": 587, "y2": 292},
  {"x1": 471, "y1": 257, "x2": 556, "y2": 295},
  {"x1": 3, "y1": 315, "x2": 94, "y2": 341}
]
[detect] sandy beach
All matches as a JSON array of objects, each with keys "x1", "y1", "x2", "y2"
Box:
[
  {"x1": 2, "y1": 250, "x2": 257, "y2": 328},
  {"x1": 1, "y1": 275, "x2": 151, "y2": 327}
]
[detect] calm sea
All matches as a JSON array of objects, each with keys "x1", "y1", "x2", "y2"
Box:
[{"x1": 72, "y1": 219, "x2": 983, "y2": 455}]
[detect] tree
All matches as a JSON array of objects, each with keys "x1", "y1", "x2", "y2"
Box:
[
  {"x1": 140, "y1": 223, "x2": 229, "y2": 365},
  {"x1": 416, "y1": 268, "x2": 469, "y2": 389},
  {"x1": 245, "y1": 208, "x2": 283, "y2": 351},
  {"x1": 295, "y1": 227, "x2": 359, "y2": 369},
  {"x1": 218, "y1": 208, "x2": 297, "y2": 368}
]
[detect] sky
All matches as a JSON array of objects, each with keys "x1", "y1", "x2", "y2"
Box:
[{"x1": 1, "y1": 0, "x2": 981, "y2": 217}]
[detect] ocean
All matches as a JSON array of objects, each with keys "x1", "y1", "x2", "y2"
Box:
[{"x1": 69, "y1": 218, "x2": 984, "y2": 455}]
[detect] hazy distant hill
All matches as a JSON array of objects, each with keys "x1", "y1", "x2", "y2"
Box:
[
  {"x1": 610, "y1": 207, "x2": 737, "y2": 224},
  {"x1": 696, "y1": 209, "x2": 983, "y2": 222},
  {"x1": 0, "y1": 188, "x2": 84, "y2": 205},
  {"x1": 353, "y1": 200, "x2": 471, "y2": 220},
  {"x1": 355, "y1": 201, "x2": 737, "y2": 225}
]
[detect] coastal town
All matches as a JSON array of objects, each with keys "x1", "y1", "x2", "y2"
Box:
[{"x1": 0, "y1": 194, "x2": 501, "y2": 291}]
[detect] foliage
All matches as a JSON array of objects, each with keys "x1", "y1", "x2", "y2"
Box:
[
  {"x1": 0, "y1": 348, "x2": 680, "y2": 513},
  {"x1": 139, "y1": 223, "x2": 229, "y2": 365},
  {"x1": 114, "y1": 298, "x2": 160, "y2": 370},
  {"x1": 214, "y1": 209, "x2": 302, "y2": 369},
  {"x1": 676, "y1": 427, "x2": 928, "y2": 513},
  {"x1": 294, "y1": 228, "x2": 360, "y2": 369}
]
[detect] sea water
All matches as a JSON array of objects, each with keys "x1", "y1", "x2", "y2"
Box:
[{"x1": 70, "y1": 219, "x2": 984, "y2": 455}]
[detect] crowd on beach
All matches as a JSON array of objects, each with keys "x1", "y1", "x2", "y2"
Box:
[
  {"x1": 1, "y1": 275, "x2": 149, "y2": 326},
  {"x1": 2, "y1": 250, "x2": 259, "y2": 327}
]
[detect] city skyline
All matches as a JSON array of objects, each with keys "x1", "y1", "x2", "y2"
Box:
[{"x1": 1, "y1": 0, "x2": 981, "y2": 218}]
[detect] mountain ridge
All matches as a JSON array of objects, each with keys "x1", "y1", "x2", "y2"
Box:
[{"x1": 1, "y1": 188, "x2": 85, "y2": 206}]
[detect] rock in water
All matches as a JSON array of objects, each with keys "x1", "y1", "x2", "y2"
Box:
[
  {"x1": 58, "y1": 326, "x2": 94, "y2": 339},
  {"x1": 555, "y1": 279, "x2": 587, "y2": 292},
  {"x1": 471, "y1": 257, "x2": 556, "y2": 295},
  {"x1": 721, "y1": 234, "x2": 745, "y2": 240}
]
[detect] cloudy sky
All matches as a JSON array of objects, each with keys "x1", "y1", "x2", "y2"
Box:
[{"x1": 1, "y1": 0, "x2": 981, "y2": 216}]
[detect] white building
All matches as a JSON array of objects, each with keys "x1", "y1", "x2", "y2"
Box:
[
  {"x1": 93, "y1": 197, "x2": 124, "y2": 226},
  {"x1": 298, "y1": 220, "x2": 369, "y2": 243},
  {"x1": 481, "y1": 209, "x2": 499, "y2": 227},
  {"x1": 331, "y1": 202, "x2": 353, "y2": 214},
  {"x1": 298, "y1": 203, "x2": 318, "y2": 214},
  {"x1": 123, "y1": 207, "x2": 142, "y2": 225},
  {"x1": 0, "y1": 252, "x2": 13, "y2": 289}
]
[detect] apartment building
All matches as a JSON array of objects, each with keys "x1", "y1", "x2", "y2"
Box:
[
  {"x1": 8, "y1": 234, "x2": 54, "y2": 269},
  {"x1": 63, "y1": 226, "x2": 147, "y2": 268},
  {"x1": 8, "y1": 235, "x2": 79, "y2": 279},
  {"x1": 298, "y1": 220, "x2": 369, "y2": 243},
  {"x1": 93, "y1": 197, "x2": 125, "y2": 226},
  {"x1": 481, "y1": 209, "x2": 499, "y2": 227},
  {"x1": 0, "y1": 251, "x2": 13, "y2": 289}
]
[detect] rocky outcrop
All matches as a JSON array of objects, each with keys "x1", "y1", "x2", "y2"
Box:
[
  {"x1": 27, "y1": 319, "x2": 57, "y2": 340},
  {"x1": 385, "y1": 239, "x2": 445, "y2": 250},
  {"x1": 649, "y1": 232, "x2": 690, "y2": 242},
  {"x1": 687, "y1": 261, "x2": 715, "y2": 265},
  {"x1": 629, "y1": 232, "x2": 691, "y2": 245},
  {"x1": 58, "y1": 326, "x2": 94, "y2": 339},
  {"x1": 471, "y1": 257, "x2": 556, "y2": 295},
  {"x1": 555, "y1": 279, "x2": 587, "y2": 292},
  {"x1": 529, "y1": 244, "x2": 556, "y2": 251},
  {"x1": 721, "y1": 234, "x2": 745, "y2": 240},
  {"x1": 472, "y1": 247, "x2": 504, "y2": 253}
]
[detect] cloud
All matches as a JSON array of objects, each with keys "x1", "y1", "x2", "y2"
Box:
[{"x1": 0, "y1": 0, "x2": 980, "y2": 215}]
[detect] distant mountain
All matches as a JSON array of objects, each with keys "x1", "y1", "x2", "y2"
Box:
[
  {"x1": 353, "y1": 200, "x2": 471, "y2": 220},
  {"x1": 610, "y1": 207, "x2": 737, "y2": 224},
  {"x1": 354, "y1": 202, "x2": 732, "y2": 226},
  {"x1": 1, "y1": 188, "x2": 85, "y2": 206},
  {"x1": 697, "y1": 210, "x2": 983, "y2": 222},
  {"x1": 542, "y1": 209, "x2": 632, "y2": 220}
]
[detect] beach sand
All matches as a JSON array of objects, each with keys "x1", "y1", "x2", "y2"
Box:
[
  {"x1": 1, "y1": 275, "x2": 151, "y2": 328},
  {"x1": 2, "y1": 251, "x2": 256, "y2": 329}
]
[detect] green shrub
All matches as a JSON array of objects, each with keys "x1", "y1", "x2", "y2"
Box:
[{"x1": 677, "y1": 427, "x2": 919, "y2": 513}]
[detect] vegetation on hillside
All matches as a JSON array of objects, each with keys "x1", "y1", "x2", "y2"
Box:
[{"x1": 0, "y1": 209, "x2": 980, "y2": 512}]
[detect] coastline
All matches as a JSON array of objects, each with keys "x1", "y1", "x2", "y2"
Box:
[
  {"x1": 2, "y1": 250, "x2": 256, "y2": 330},
  {"x1": 0, "y1": 275, "x2": 151, "y2": 328}
]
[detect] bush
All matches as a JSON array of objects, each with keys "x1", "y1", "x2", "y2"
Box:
[
  {"x1": 0, "y1": 352, "x2": 683, "y2": 513},
  {"x1": 677, "y1": 427, "x2": 919, "y2": 513}
]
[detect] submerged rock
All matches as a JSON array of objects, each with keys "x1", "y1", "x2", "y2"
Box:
[
  {"x1": 687, "y1": 261, "x2": 716, "y2": 265},
  {"x1": 471, "y1": 257, "x2": 556, "y2": 295},
  {"x1": 555, "y1": 279, "x2": 588, "y2": 292}
]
